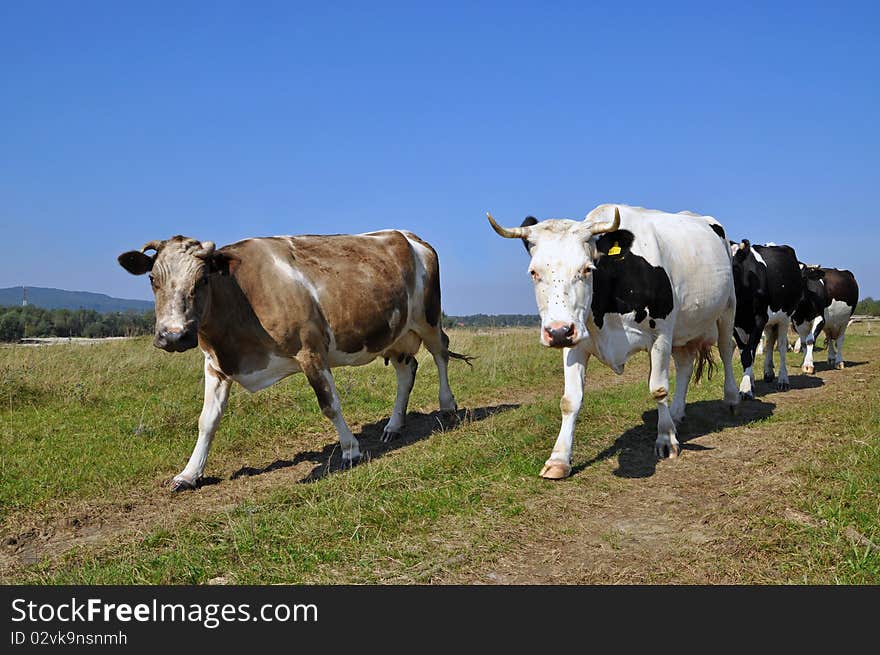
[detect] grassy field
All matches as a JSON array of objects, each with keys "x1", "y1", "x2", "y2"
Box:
[{"x1": 1, "y1": 327, "x2": 878, "y2": 584}]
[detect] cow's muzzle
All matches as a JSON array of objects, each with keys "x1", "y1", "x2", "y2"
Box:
[
  {"x1": 154, "y1": 326, "x2": 198, "y2": 352},
  {"x1": 543, "y1": 322, "x2": 576, "y2": 348}
]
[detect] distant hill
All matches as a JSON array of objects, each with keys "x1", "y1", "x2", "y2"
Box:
[{"x1": 0, "y1": 287, "x2": 153, "y2": 313}]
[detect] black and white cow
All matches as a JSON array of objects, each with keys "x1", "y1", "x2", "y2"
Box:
[
  {"x1": 730, "y1": 240, "x2": 802, "y2": 399},
  {"x1": 793, "y1": 268, "x2": 860, "y2": 371},
  {"x1": 488, "y1": 204, "x2": 739, "y2": 478},
  {"x1": 790, "y1": 264, "x2": 828, "y2": 373}
]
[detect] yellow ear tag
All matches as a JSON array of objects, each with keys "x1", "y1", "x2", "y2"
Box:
[{"x1": 608, "y1": 242, "x2": 622, "y2": 256}]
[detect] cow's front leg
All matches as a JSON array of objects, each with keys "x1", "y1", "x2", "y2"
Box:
[
  {"x1": 796, "y1": 321, "x2": 816, "y2": 374},
  {"x1": 540, "y1": 346, "x2": 588, "y2": 480},
  {"x1": 739, "y1": 317, "x2": 766, "y2": 400},
  {"x1": 172, "y1": 360, "x2": 231, "y2": 492},
  {"x1": 298, "y1": 352, "x2": 361, "y2": 467},
  {"x1": 650, "y1": 335, "x2": 678, "y2": 458},
  {"x1": 382, "y1": 354, "x2": 418, "y2": 442}
]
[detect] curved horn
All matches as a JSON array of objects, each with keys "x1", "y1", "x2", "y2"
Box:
[
  {"x1": 193, "y1": 241, "x2": 216, "y2": 258},
  {"x1": 486, "y1": 212, "x2": 532, "y2": 239},
  {"x1": 585, "y1": 205, "x2": 621, "y2": 235},
  {"x1": 141, "y1": 240, "x2": 163, "y2": 253}
]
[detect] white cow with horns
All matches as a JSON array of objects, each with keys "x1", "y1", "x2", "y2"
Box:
[{"x1": 488, "y1": 204, "x2": 740, "y2": 478}]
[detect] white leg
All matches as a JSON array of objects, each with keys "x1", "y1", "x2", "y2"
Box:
[
  {"x1": 834, "y1": 333, "x2": 846, "y2": 369},
  {"x1": 172, "y1": 359, "x2": 231, "y2": 491},
  {"x1": 422, "y1": 330, "x2": 458, "y2": 411},
  {"x1": 540, "y1": 346, "x2": 588, "y2": 479},
  {"x1": 740, "y1": 363, "x2": 755, "y2": 398},
  {"x1": 717, "y1": 312, "x2": 740, "y2": 410},
  {"x1": 319, "y1": 370, "x2": 360, "y2": 464},
  {"x1": 776, "y1": 322, "x2": 790, "y2": 389},
  {"x1": 670, "y1": 348, "x2": 695, "y2": 425},
  {"x1": 649, "y1": 334, "x2": 678, "y2": 458},
  {"x1": 826, "y1": 332, "x2": 837, "y2": 364},
  {"x1": 795, "y1": 321, "x2": 816, "y2": 374},
  {"x1": 432, "y1": 351, "x2": 457, "y2": 411},
  {"x1": 382, "y1": 355, "x2": 418, "y2": 442}
]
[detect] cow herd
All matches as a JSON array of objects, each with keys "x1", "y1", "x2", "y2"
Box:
[{"x1": 118, "y1": 203, "x2": 859, "y2": 489}]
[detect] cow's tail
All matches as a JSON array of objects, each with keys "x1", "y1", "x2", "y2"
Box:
[
  {"x1": 448, "y1": 350, "x2": 475, "y2": 367},
  {"x1": 693, "y1": 344, "x2": 716, "y2": 383},
  {"x1": 441, "y1": 329, "x2": 475, "y2": 367}
]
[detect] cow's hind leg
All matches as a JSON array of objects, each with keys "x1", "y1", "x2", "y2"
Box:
[
  {"x1": 826, "y1": 329, "x2": 837, "y2": 365},
  {"x1": 763, "y1": 325, "x2": 777, "y2": 383},
  {"x1": 172, "y1": 358, "x2": 231, "y2": 492},
  {"x1": 542, "y1": 346, "x2": 588, "y2": 479},
  {"x1": 717, "y1": 309, "x2": 740, "y2": 412},
  {"x1": 298, "y1": 351, "x2": 361, "y2": 467},
  {"x1": 421, "y1": 327, "x2": 458, "y2": 412},
  {"x1": 650, "y1": 335, "x2": 679, "y2": 459},
  {"x1": 775, "y1": 321, "x2": 791, "y2": 389},
  {"x1": 834, "y1": 331, "x2": 846, "y2": 369},
  {"x1": 382, "y1": 353, "x2": 418, "y2": 442},
  {"x1": 670, "y1": 347, "x2": 695, "y2": 426}
]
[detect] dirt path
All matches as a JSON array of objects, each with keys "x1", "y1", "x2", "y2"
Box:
[{"x1": 441, "y1": 357, "x2": 878, "y2": 584}]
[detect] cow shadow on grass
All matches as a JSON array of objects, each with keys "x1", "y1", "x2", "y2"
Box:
[
  {"x1": 230, "y1": 404, "x2": 519, "y2": 484},
  {"x1": 754, "y1": 371, "x2": 825, "y2": 397},
  {"x1": 810, "y1": 360, "x2": 867, "y2": 372},
  {"x1": 571, "y1": 397, "x2": 776, "y2": 480}
]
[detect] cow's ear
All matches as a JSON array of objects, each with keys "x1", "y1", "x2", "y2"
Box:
[
  {"x1": 208, "y1": 252, "x2": 240, "y2": 276},
  {"x1": 740, "y1": 239, "x2": 751, "y2": 253},
  {"x1": 118, "y1": 251, "x2": 154, "y2": 275},
  {"x1": 595, "y1": 229, "x2": 635, "y2": 257},
  {"x1": 520, "y1": 216, "x2": 538, "y2": 253}
]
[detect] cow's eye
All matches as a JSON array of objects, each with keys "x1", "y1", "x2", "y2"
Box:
[
  {"x1": 529, "y1": 269, "x2": 540, "y2": 281},
  {"x1": 149, "y1": 275, "x2": 159, "y2": 290}
]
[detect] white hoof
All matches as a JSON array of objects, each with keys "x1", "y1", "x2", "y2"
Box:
[
  {"x1": 836, "y1": 361, "x2": 845, "y2": 370},
  {"x1": 539, "y1": 459, "x2": 571, "y2": 480}
]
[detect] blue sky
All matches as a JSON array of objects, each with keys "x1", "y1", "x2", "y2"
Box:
[{"x1": 2, "y1": 1, "x2": 877, "y2": 314}]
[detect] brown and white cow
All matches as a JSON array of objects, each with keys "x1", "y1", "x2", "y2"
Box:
[{"x1": 118, "y1": 232, "x2": 469, "y2": 491}]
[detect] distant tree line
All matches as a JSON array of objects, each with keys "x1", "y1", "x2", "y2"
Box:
[
  {"x1": 443, "y1": 297, "x2": 880, "y2": 329},
  {"x1": 856, "y1": 297, "x2": 880, "y2": 316},
  {"x1": 1, "y1": 298, "x2": 875, "y2": 342},
  {"x1": 442, "y1": 313, "x2": 540, "y2": 328},
  {"x1": 0, "y1": 305, "x2": 154, "y2": 342}
]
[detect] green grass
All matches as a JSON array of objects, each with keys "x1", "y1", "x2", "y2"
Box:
[
  {"x1": 1, "y1": 328, "x2": 878, "y2": 583},
  {"x1": 0, "y1": 331, "x2": 555, "y2": 517}
]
